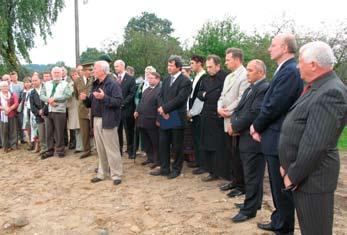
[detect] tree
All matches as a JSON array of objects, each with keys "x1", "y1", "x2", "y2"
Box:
[
  {"x1": 0, "y1": 0, "x2": 64, "y2": 72},
  {"x1": 190, "y1": 17, "x2": 277, "y2": 76},
  {"x1": 115, "y1": 12, "x2": 183, "y2": 76},
  {"x1": 79, "y1": 47, "x2": 106, "y2": 64}
]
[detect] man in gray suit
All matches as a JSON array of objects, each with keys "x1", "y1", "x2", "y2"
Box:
[{"x1": 279, "y1": 41, "x2": 347, "y2": 235}]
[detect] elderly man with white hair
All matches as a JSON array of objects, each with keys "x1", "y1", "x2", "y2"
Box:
[
  {"x1": 279, "y1": 41, "x2": 347, "y2": 235},
  {"x1": 80, "y1": 60, "x2": 123, "y2": 186},
  {"x1": 114, "y1": 59, "x2": 136, "y2": 159},
  {"x1": 40, "y1": 66, "x2": 72, "y2": 159}
]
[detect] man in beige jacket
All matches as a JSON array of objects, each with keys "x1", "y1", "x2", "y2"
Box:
[{"x1": 217, "y1": 48, "x2": 249, "y2": 197}]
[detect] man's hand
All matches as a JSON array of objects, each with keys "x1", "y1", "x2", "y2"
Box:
[
  {"x1": 79, "y1": 92, "x2": 87, "y2": 101},
  {"x1": 250, "y1": 124, "x2": 261, "y2": 142},
  {"x1": 51, "y1": 101, "x2": 58, "y2": 107},
  {"x1": 280, "y1": 166, "x2": 286, "y2": 178},
  {"x1": 284, "y1": 174, "x2": 294, "y2": 188},
  {"x1": 218, "y1": 107, "x2": 230, "y2": 118},
  {"x1": 93, "y1": 88, "x2": 105, "y2": 100},
  {"x1": 157, "y1": 106, "x2": 164, "y2": 115},
  {"x1": 48, "y1": 97, "x2": 55, "y2": 104},
  {"x1": 134, "y1": 112, "x2": 139, "y2": 119}
]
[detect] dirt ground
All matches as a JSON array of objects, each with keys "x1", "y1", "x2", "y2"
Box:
[{"x1": 0, "y1": 147, "x2": 346, "y2": 235}]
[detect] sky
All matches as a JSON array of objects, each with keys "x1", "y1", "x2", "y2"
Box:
[{"x1": 28, "y1": 0, "x2": 346, "y2": 67}]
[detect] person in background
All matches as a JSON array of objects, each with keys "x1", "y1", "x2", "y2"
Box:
[
  {"x1": 126, "y1": 66, "x2": 135, "y2": 77},
  {"x1": 67, "y1": 69, "x2": 83, "y2": 154},
  {"x1": 188, "y1": 55, "x2": 208, "y2": 175},
  {"x1": 43, "y1": 71, "x2": 52, "y2": 82},
  {"x1": 40, "y1": 66, "x2": 72, "y2": 159},
  {"x1": 134, "y1": 71, "x2": 161, "y2": 169},
  {"x1": 19, "y1": 77, "x2": 34, "y2": 150},
  {"x1": 0, "y1": 81, "x2": 19, "y2": 152},
  {"x1": 30, "y1": 74, "x2": 47, "y2": 156},
  {"x1": 114, "y1": 59, "x2": 136, "y2": 159},
  {"x1": 74, "y1": 63, "x2": 94, "y2": 159},
  {"x1": 10, "y1": 71, "x2": 25, "y2": 144}
]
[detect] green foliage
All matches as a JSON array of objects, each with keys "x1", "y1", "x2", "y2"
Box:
[
  {"x1": 190, "y1": 17, "x2": 277, "y2": 77},
  {"x1": 0, "y1": 0, "x2": 64, "y2": 72},
  {"x1": 338, "y1": 127, "x2": 347, "y2": 150},
  {"x1": 79, "y1": 47, "x2": 106, "y2": 64},
  {"x1": 116, "y1": 12, "x2": 183, "y2": 77}
]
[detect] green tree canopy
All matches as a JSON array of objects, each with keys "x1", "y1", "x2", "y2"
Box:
[
  {"x1": 0, "y1": 0, "x2": 64, "y2": 72},
  {"x1": 116, "y1": 12, "x2": 183, "y2": 77},
  {"x1": 79, "y1": 47, "x2": 106, "y2": 64}
]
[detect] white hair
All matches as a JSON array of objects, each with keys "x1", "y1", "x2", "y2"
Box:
[
  {"x1": 114, "y1": 60, "x2": 125, "y2": 68},
  {"x1": 0, "y1": 81, "x2": 9, "y2": 87},
  {"x1": 145, "y1": 66, "x2": 156, "y2": 73},
  {"x1": 51, "y1": 66, "x2": 63, "y2": 73},
  {"x1": 95, "y1": 60, "x2": 110, "y2": 74},
  {"x1": 300, "y1": 41, "x2": 336, "y2": 68}
]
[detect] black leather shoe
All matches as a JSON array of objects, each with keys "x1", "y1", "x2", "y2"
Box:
[
  {"x1": 128, "y1": 155, "x2": 135, "y2": 159},
  {"x1": 91, "y1": 177, "x2": 103, "y2": 183},
  {"x1": 235, "y1": 203, "x2": 244, "y2": 209},
  {"x1": 113, "y1": 179, "x2": 122, "y2": 185},
  {"x1": 202, "y1": 174, "x2": 218, "y2": 182},
  {"x1": 187, "y1": 162, "x2": 199, "y2": 168},
  {"x1": 167, "y1": 172, "x2": 180, "y2": 179},
  {"x1": 231, "y1": 212, "x2": 255, "y2": 223},
  {"x1": 192, "y1": 168, "x2": 206, "y2": 175},
  {"x1": 227, "y1": 188, "x2": 245, "y2": 198},
  {"x1": 220, "y1": 181, "x2": 237, "y2": 191},
  {"x1": 57, "y1": 153, "x2": 65, "y2": 158},
  {"x1": 41, "y1": 152, "x2": 54, "y2": 160},
  {"x1": 257, "y1": 222, "x2": 277, "y2": 231},
  {"x1": 79, "y1": 151, "x2": 91, "y2": 159},
  {"x1": 141, "y1": 159, "x2": 151, "y2": 165}
]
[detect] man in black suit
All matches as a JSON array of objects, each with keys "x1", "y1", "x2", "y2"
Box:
[
  {"x1": 228, "y1": 59, "x2": 269, "y2": 222},
  {"x1": 187, "y1": 55, "x2": 207, "y2": 174},
  {"x1": 134, "y1": 71, "x2": 161, "y2": 168},
  {"x1": 150, "y1": 55, "x2": 192, "y2": 179},
  {"x1": 250, "y1": 33, "x2": 303, "y2": 234},
  {"x1": 279, "y1": 41, "x2": 347, "y2": 235},
  {"x1": 114, "y1": 59, "x2": 136, "y2": 159}
]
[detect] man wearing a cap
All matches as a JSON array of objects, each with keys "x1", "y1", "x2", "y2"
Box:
[{"x1": 74, "y1": 62, "x2": 94, "y2": 158}]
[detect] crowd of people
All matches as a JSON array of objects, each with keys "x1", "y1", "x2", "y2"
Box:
[{"x1": 1, "y1": 33, "x2": 346, "y2": 235}]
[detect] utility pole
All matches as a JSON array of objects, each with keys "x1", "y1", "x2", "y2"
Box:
[{"x1": 74, "y1": 0, "x2": 80, "y2": 66}]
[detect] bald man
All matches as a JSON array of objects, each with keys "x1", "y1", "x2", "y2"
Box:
[{"x1": 251, "y1": 33, "x2": 303, "y2": 234}]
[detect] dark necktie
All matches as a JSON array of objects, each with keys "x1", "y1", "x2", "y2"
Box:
[
  {"x1": 300, "y1": 84, "x2": 312, "y2": 96},
  {"x1": 50, "y1": 82, "x2": 58, "y2": 97},
  {"x1": 246, "y1": 84, "x2": 254, "y2": 98}
]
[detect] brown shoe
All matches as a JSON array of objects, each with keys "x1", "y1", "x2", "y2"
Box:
[{"x1": 80, "y1": 151, "x2": 91, "y2": 159}]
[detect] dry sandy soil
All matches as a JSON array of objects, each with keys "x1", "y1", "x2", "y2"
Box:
[{"x1": 0, "y1": 147, "x2": 346, "y2": 235}]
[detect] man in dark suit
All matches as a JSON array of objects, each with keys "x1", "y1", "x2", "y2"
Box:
[
  {"x1": 250, "y1": 33, "x2": 303, "y2": 234},
  {"x1": 114, "y1": 59, "x2": 136, "y2": 159},
  {"x1": 150, "y1": 55, "x2": 192, "y2": 179},
  {"x1": 187, "y1": 55, "x2": 207, "y2": 174},
  {"x1": 228, "y1": 59, "x2": 269, "y2": 222},
  {"x1": 134, "y1": 71, "x2": 161, "y2": 168},
  {"x1": 279, "y1": 41, "x2": 347, "y2": 235}
]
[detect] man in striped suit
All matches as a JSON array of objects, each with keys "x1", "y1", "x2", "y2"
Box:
[{"x1": 279, "y1": 41, "x2": 347, "y2": 235}]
